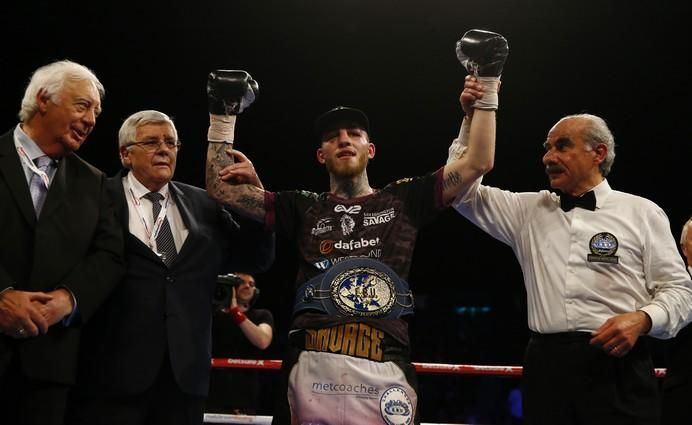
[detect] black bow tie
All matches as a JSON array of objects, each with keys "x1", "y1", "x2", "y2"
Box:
[{"x1": 560, "y1": 190, "x2": 596, "y2": 212}]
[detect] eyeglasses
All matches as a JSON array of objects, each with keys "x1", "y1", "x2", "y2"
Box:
[{"x1": 126, "y1": 140, "x2": 182, "y2": 152}]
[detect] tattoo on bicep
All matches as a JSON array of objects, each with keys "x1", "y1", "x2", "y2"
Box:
[
  {"x1": 238, "y1": 193, "x2": 265, "y2": 219},
  {"x1": 442, "y1": 171, "x2": 462, "y2": 191}
]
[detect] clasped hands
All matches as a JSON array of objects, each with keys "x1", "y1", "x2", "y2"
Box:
[{"x1": 0, "y1": 288, "x2": 74, "y2": 339}]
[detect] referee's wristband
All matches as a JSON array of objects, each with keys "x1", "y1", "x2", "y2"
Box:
[{"x1": 229, "y1": 306, "x2": 247, "y2": 325}]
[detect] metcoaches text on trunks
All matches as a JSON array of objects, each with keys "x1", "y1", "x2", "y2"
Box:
[{"x1": 293, "y1": 258, "x2": 414, "y2": 319}]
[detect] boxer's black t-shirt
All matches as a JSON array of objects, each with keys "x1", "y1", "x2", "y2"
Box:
[{"x1": 267, "y1": 168, "x2": 445, "y2": 346}]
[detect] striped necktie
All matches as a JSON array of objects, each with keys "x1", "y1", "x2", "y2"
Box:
[{"x1": 143, "y1": 192, "x2": 177, "y2": 267}]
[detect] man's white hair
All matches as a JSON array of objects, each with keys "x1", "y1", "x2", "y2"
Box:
[
  {"x1": 19, "y1": 60, "x2": 104, "y2": 122},
  {"x1": 558, "y1": 113, "x2": 616, "y2": 177},
  {"x1": 118, "y1": 110, "x2": 178, "y2": 168}
]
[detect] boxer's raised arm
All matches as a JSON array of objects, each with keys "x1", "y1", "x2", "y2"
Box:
[
  {"x1": 442, "y1": 29, "x2": 508, "y2": 205},
  {"x1": 205, "y1": 70, "x2": 267, "y2": 223}
]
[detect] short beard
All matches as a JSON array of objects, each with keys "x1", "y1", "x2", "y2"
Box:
[{"x1": 328, "y1": 156, "x2": 368, "y2": 178}]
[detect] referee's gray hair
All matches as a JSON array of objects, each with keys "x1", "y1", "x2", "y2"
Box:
[
  {"x1": 682, "y1": 216, "x2": 692, "y2": 246},
  {"x1": 559, "y1": 113, "x2": 616, "y2": 177},
  {"x1": 19, "y1": 60, "x2": 104, "y2": 122},
  {"x1": 118, "y1": 110, "x2": 178, "y2": 167}
]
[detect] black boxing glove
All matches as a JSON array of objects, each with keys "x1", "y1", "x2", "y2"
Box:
[
  {"x1": 207, "y1": 70, "x2": 258, "y2": 143},
  {"x1": 456, "y1": 29, "x2": 508, "y2": 110},
  {"x1": 207, "y1": 70, "x2": 258, "y2": 115},
  {"x1": 456, "y1": 29, "x2": 508, "y2": 78}
]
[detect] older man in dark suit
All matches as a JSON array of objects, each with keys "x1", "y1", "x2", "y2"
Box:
[
  {"x1": 661, "y1": 216, "x2": 692, "y2": 424},
  {"x1": 67, "y1": 110, "x2": 274, "y2": 425},
  {"x1": 0, "y1": 60, "x2": 124, "y2": 425}
]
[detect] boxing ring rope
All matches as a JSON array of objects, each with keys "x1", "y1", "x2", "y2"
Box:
[
  {"x1": 210, "y1": 358, "x2": 667, "y2": 377},
  {"x1": 204, "y1": 358, "x2": 667, "y2": 424}
]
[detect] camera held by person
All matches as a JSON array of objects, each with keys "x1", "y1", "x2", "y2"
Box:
[{"x1": 207, "y1": 273, "x2": 274, "y2": 415}]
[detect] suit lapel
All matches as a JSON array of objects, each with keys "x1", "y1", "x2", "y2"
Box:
[
  {"x1": 0, "y1": 131, "x2": 38, "y2": 225},
  {"x1": 110, "y1": 170, "x2": 164, "y2": 263},
  {"x1": 108, "y1": 170, "x2": 131, "y2": 230},
  {"x1": 169, "y1": 182, "x2": 199, "y2": 260},
  {"x1": 39, "y1": 155, "x2": 68, "y2": 218},
  {"x1": 110, "y1": 175, "x2": 202, "y2": 265}
]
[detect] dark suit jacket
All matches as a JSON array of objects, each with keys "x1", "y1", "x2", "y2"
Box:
[
  {"x1": 661, "y1": 322, "x2": 692, "y2": 422},
  {"x1": 663, "y1": 324, "x2": 692, "y2": 388},
  {"x1": 0, "y1": 129, "x2": 124, "y2": 385},
  {"x1": 77, "y1": 170, "x2": 274, "y2": 397}
]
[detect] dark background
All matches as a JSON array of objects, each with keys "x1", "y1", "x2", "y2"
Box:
[{"x1": 2, "y1": 1, "x2": 690, "y2": 423}]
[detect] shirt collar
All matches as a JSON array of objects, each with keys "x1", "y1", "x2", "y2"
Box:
[
  {"x1": 126, "y1": 171, "x2": 169, "y2": 200},
  {"x1": 13, "y1": 124, "x2": 47, "y2": 161},
  {"x1": 551, "y1": 178, "x2": 612, "y2": 210},
  {"x1": 590, "y1": 179, "x2": 611, "y2": 209}
]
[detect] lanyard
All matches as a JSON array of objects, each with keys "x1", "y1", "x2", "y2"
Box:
[
  {"x1": 16, "y1": 146, "x2": 50, "y2": 190},
  {"x1": 128, "y1": 187, "x2": 171, "y2": 253}
]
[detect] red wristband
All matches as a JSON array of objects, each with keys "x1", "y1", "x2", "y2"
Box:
[{"x1": 229, "y1": 306, "x2": 247, "y2": 325}]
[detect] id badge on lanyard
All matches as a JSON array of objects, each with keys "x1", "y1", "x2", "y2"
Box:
[
  {"x1": 128, "y1": 187, "x2": 170, "y2": 255},
  {"x1": 16, "y1": 146, "x2": 50, "y2": 189}
]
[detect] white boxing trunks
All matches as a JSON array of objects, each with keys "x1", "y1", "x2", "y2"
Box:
[{"x1": 287, "y1": 350, "x2": 417, "y2": 425}]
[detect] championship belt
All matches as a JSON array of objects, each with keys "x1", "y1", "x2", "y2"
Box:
[{"x1": 293, "y1": 258, "x2": 414, "y2": 319}]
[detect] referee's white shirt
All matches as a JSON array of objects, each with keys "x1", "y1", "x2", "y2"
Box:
[{"x1": 453, "y1": 178, "x2": 692, "y2": 339}]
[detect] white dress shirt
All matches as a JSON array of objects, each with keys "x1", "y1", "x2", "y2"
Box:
[
  {"x1": 13, "y1": 124, "x2": 58, "y2": 184},
  {"x1": 453, "y1": 178, "x2": 692, "y2": 339},
  {"x1": 123, "y1": 172, "x2": 188, "y2": 253}
]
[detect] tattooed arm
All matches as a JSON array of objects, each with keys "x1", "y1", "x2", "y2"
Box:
[
  {"x1": 206, "y1": 142, "x2": 267, "y2": 223},
  {"x1": 441, "y1": 76, "x2": 496, "y2": 205}
]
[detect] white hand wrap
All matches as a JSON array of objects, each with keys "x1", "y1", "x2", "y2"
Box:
[
  {"x1": 208, "y1": 114, "x2": 237, "y2": 143},
  {"x1": 473, "y1": 77, "x2": 501, "y2": 111}
]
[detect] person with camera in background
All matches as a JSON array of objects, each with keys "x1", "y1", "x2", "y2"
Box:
[
  {"x1": 66, "y1": 110, "x2": 274, "y2": 425},
  {"x1": 207, "y1": 272, "x2": 274, "y2": 415}
]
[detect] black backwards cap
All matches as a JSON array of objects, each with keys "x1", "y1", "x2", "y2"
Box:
[{"x1": 314, "y1": 106, "x2": 370, "y2": 141}]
